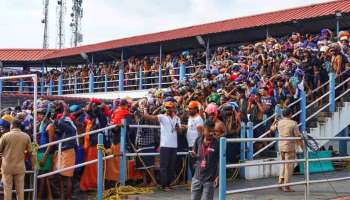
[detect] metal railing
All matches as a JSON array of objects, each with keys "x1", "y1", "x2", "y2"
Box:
[
  {"x1": 252, "y1": 71, "x2": 348, "y2": 158},
  {"x1": 35, "y1": 121, "x2": 191, "y2": 200},
  {"x1": 0, "y1": 64, "x2": 204, "y2": 96},
  {"x1": 219, "y1": 136, "x2": 350, "y2": 200},
  {"x1": 219, "y1": 74, "x2": 350, "y2": 200},
  {"x1": 0, "y1": 74, "x2": 38, "y2": 200}
]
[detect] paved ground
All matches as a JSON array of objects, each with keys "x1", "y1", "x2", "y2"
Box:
[
  {"x1": 88, "y1": 170, "x2": 350, "y2": 200},
  {"x1": 3, "y1": 169, "x2": 348, "y2": 199}
]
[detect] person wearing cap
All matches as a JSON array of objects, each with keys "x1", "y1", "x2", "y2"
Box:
[
  {"x1": 270, "y1": 108, "x2": 303, "y2": 192},
  {"x1": 0, "y1": 117, "x2": 11, "y2": 138},
  {"x1": 329, "y1": 43, "x2": 343, "y2": 76},
  {"x1": 0, "y1": 117, "x2": 31, "y2": 200},
  {"x1": 220, "y1": 103, "x2": 240, "y2": 164},
  {"x1": 184, "y1": 101, "x2": 204, "y2": 177},
  {"x1": 36, "y1": 102, "x2": 55, "y2": 200},
  {"x1": 54, "y1": 101, "x2": 79, "y2": 200},
  {"x1": 111, "y1": 99, "x2": 130, "y2": 126},
  {"x1": 142, "y1": 100, "x2": 182, "y2": 191},
  {"x1": 0, "y1": 116, "x2": 12, "y2": 188},
  {"x1": 205, "y1": 103, "x2": 226, "y2": 138},
  {"x1": 338, "y1": 31, "x2": 350, "y2": 52}
]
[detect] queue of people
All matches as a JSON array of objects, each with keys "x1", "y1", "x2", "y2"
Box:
[{"x1": 0, "y1": 29, "x2": 350, "y2": 200}]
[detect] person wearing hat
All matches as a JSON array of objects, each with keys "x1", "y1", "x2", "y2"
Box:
[
  {"x1": 0, "y1": 115, "x2": 12, "y2": 138},
  {"x1": 111, "y1": 99, "x2": 130, "y2": 126},
  {"x1": 270, "y1": 108, "x2": 303, "y2": 192},
  {"x1": 205, "y1": 103, "x2": 226, "y2": 138},
  {"x1": 184, "y1": 101, "x2": 204, "y2": 177},
  {"x1": 54, "y1": 101, "x2": 80, "y2": 200},
  {"x1": 338, "y1": 31, "x2": 350, "y2": 51},
  {"x1": 329, "y1": 43, "x2": 344, "y2": 75},
  {"x1": 142, "y1": 100, "x2": 182, "y2": 191},
  {"x1": 0, "y1": 115, "x2": 12, "y2": 187},
  {"x1": 36, "y1": 102, "x2": 55, "y2": 200},
  {"x1": 0, "y1": 117, "x2": 31, "y2": 200}
]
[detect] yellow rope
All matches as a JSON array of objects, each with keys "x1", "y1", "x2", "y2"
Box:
[
  {"x1": 102, "y1": 185, "x2": 154, "y2": 200},
  {"x1": 96, "y1": 144, "x2": 154, "y2": 200},
  {"x1": 170, "y1": 157, "x2": 187, "y2": 186},
  {"x1": 31, "y1": 142, "x2": 40, "y2": 170},
  {"x1": 97, "y1": 144, "x2": 108, "y2": 196},
  {"x1": 97, "y1": 144, "x2": 108, "y2": 155}
]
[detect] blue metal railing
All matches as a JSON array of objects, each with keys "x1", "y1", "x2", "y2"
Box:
[
  {"x1": 0, "y1": 65, "x2": 201, "y2": 95},
  {"x1": 218, "y1": 72, "x2": 349, "y2": 199},
  {"x1": 251, "y1": 72, "x2": 339, "y2": 159}
]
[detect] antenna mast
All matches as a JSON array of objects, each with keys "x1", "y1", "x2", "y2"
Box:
[
  {"x1": 70, "y1": 0, "x2": 83, "y2": 47},
  {"x1": 56, "y1": 0, "x2": 66, "y2": 49},
  {"x1": 42, "y1": 0, "x2": 50, "y2": 49}
]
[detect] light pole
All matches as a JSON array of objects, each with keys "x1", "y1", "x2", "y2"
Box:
[
  {"x1": 335, "y1": 10, "x2": 342, "y2": 39},
  {"x1": 196, "y1": 35, "x2": 209, "y2": 70}
]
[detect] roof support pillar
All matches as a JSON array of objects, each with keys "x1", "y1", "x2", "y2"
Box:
[
  {"x1": 159, "y1": 44, "x2": 162, "y2": 88},
  {"x1": 266, "y1": 27, "x2": 269, "y2": 39},
  {"x1": 119, "y1": 49, "x2": 124, "y2": 91},
  {"x1": 206, "y1": 39, "x2": 210, "y2": 70},
  {"x1": 40, "y1": 64, "x2": 45, "y2": 96}
]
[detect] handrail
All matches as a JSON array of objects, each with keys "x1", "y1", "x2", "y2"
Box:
[
  {"x1": 253, "y1": 69, "x2": 350, "y2": 131},
  {"x1": 38, "y1": 124, "x2": 117, "y2": 149},
  {"x1": 306, "y1": 87, "x2": 350, "y2": 122},
  {"x1": 253, "y1": 75, "x2": 350, "y2": 157}
]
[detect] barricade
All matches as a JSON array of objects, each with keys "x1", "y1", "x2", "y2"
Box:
[
  {"x1": 36, "y1": 121, "x2": 191, "y2": 200},
  {"x1": 0, "y1": 74, "x2": 38, "y2": 200},
  {"x1": 219, "y1": 72, "x2": 350, "y2": 200},
  {"x1": 219, "y1": 136, "x2": 350, "y2": 200}
]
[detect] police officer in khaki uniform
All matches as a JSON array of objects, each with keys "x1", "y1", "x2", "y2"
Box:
[
  {"x1": 0, "y1": 118, "x2": 31, "y2": 200},
  {"x1": 271, "y1": 108, "x2": 303, "y2": 192}
]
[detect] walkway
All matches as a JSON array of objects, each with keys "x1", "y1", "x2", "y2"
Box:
[{"x1": 94, "y1": 170, "x2": 350, "y2": 200}]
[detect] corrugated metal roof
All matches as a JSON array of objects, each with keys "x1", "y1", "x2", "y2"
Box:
[
  {"x1": 44, "y1": 0, "x2": 350, "y2": 59},
  {"x1": 1, "y1": 0, "x2": 350, "y2": 62},
  {"x1": 0, "y1": 49, "x2": 56, "y2": 62}
]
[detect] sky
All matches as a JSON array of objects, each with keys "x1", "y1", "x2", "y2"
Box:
[{"x1": 0, "y1": 0, "x2": 330, "y2": 49}]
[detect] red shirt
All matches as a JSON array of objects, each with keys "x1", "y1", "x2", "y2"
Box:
[{"x1": 111, "y1": 107, "x2": 129, "y2": 125}]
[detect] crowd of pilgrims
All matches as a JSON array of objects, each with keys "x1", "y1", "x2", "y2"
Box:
[{"x1": 0, "y1": 28, "x2": 350, "y2": 198}]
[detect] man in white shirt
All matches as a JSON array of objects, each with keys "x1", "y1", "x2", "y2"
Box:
[
  {"x1": 184, "y1": 101, "x2": 204, "y2": 176},
  {"x1": 143, "y1": 100, "x2": 182, "y2": 191}
]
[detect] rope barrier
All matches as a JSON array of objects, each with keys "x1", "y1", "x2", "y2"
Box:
[
  {"x1": 102, "y1": 185, "x2": 154, "y2": 200},
  {"x1": 31, "y1": 142, "x2": 40, "y2": 170}
]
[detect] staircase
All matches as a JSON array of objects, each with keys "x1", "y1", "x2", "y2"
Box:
[
  {"x1": 245, "y1": 76, "x2": 350, "y2": 179},
  {"x1": 308, "y1": 99, "x2": 350, "y2": 149}
]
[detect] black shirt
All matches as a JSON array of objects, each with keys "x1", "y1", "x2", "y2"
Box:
[{"x1": 193, "y1": 136, "x2": 219, "y2": 182}]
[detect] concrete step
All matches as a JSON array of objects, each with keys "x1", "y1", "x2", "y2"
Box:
[
  {"x1": 317, "y1": 116, "x2": 329, "y2": 124},
  {"x1": 318, "y1": 112, "x2": 332, "y2": 118},
  {"x1": 307, "y1": 120, "x2": 318, "y2": 128},
  {"x1": 336, "y1": 101, "x2": 344, "y2": 108}
]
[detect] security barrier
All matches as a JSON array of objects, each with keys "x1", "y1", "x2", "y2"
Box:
[
  {"x1": 0, "y1": 74, "x2": 38, "y2": 200},
  {"x1": 219, "y1": 136, "x2": 350, "y2": 200},
  {"x1": 35, "y1": 122, "x2": 191, "y2": 200},
  {"x1": 219, "y1": 73, "x2": 350, "y2": 200}
]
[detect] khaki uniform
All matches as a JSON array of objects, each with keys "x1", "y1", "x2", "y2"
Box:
[
  {"x1": 277, "y1": 118, "x2": 300, "y2": 184},
  {"x1": 0, "y1": 128, "x2": 31, "y2": 200}
]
